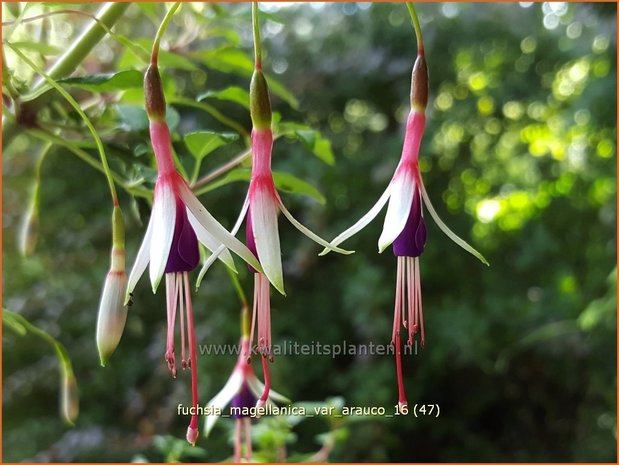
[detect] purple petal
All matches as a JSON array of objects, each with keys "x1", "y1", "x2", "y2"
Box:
[
  {"x1": 165, "y1": 198, "x2": 199, "y2": 273},
  {"x1": 393, "y1": 188, "x2": 427, "y2": 258},
  {"x1": 230, "y1": 381, "x2": 257, "y2": 418}
]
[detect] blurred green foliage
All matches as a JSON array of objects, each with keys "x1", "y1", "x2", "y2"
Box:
[{"x1": 3, "y1": 2, "x2": 616, "y2": 462}]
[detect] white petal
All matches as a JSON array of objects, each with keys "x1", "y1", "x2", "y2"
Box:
[
  {"x1": 246, "y1": 373, "x2": 291, "y2": 404},
  {"x1": 378, "y1": 169, "x2": 415, "y2": 253},
  {"x1": 179, "y1": 183, "x2": 263, "y2": 274},
  {"x1": 277, "y1": 197, "x2": 353, "y2": 256},
  {"x1": 125, "y1": 208, "x2": 155, "y2": 303},
  {"x1": 252, "y1": 186, "x2": 285, "y2": 295},
  {"x1": 187, "y1": 209, "x2": 235, "y2": 270},
  {"x1": 203, "y1": 370, "x2": 243, "y2": 438},
  {"x1": 319, "y1": 182, "x2": 393, "y2": 256},
  {"x1": 195, "y1": 195, "x2": 250, "y2": 289},
  {"x1": 419, "y1": 177, "x2": 489, "y2": 266},
  {"x1": 149, "y1": 182, "x2": 176, "y2": 292}
]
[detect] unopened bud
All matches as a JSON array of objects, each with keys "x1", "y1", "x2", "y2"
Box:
[
  {"x1": 97, "y1": 207, "x2": 128, "y2": 366},
  {"x1": 61, "y1": 370, "x2": 79, "y2": 425},
  {"x1": 410, "y1": 53, "x2": 428, "y2": 111},
  {"x1": 250, "y1": 70, "x2": 272, "y2": 130},
  {"x1": 186, "y1": 425, "x2": 199, "y2": 446},
  {"x1": 144, "y1": 63, "x2": 166, "y2": 120},
  {"x1": 19, "y1": 207, "x2": 39, "y2": 257}
]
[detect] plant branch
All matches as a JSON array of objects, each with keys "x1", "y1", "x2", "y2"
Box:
[{"x1": 406, "y1": 3, "x2": 424, "y2": 54}]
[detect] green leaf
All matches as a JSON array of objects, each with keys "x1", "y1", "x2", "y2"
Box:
[
  {"x1": 115, "y1": 104, "x2": 149, "y2": 132},
  {"x1": 2, "y1": 310, "x2": 27, "y2": 336},
  {"x1": 115, "y1": 104, "x2": 180, "y2": 132},
  {"x1": 10, "y1": 41, "x2": 61, "y2": 55},
  {"x1": 272, "y1": 171, "x2": 326, "y2": 205},
  {"x1": 277, "y1": 122, "x2": 335, "y2": 165},
  {"x1": 197, "y1": 86, "x2": 250, "y2": 109},
  {"x1": 184, "y1": 131, "x2": 239, "y2": 160},
  {"x1": 265, "y1": 73, "x2": 300, "y2": 110},
  {"x1": 200, "y1": 46, "x2": 254, "y2": 75},
  {"x1": 58, "y1": 70, "x2": 143, "y2": 92},
  {"x1": 201, "y1": 168, "x2": 325, "y2": 204}
]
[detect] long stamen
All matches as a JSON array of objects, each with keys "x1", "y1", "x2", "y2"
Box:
[
  {"x1": 184, "y1": 272, "x2": 199, "y2": 445},
  {"x1": 249, "y1": 274, "x2": 259, "y2": 362},
  {"x1": 234, "y1": 419, "x2": 242, "y2": 463},
  {"x1": 407, "y1": 257, "x2": 416, "y2": 345},
  {"x1": 257, "y1": 353, "x2": 271, "y2": 408},
  {"x1": 165, "y1": 273, "x2": 177, "y2": 377},
  {"x1": 395, "y1": 330, "x2": 407, "y2": 408},
  {"x1": 179, "y1": 272, "x2": 187, "y2": 369},
  {"x1": 244, "y1": 417, "x2": 252, "y2": 462},
  {"x1": 392, "y1": 258, "x2": 403, "y2": 343},
  {"x1": 415, "y1": 257, "x2": 425, "y2": 348}
]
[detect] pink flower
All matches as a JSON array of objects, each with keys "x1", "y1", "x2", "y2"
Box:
[
  {"x1": 203, "y1": 337, "x2": 289, "y2": 461},
  {"x1": 126, "y1": 62, "x2": 262, "y2": 445},
  {"x1": 322, "y1": 48, "x2": 487, "y2": 406}
]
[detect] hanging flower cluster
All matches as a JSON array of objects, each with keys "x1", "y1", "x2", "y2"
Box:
[
  {"x1": 95, "y1": 1, "x2": 487, "y2": 452},
  {"x1": 322, "y1": 4, "x2": 488, "y2": 407}
]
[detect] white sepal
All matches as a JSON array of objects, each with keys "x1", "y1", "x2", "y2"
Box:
[
  {"x1": 149, "y1": 181, "x2": 176, "y2": 292},
  {"x1": 319, "y1": 182, "x2": 392, "y2": 256},
  {"x1": 203, "y1": 370, "x2": 243, "y2": 438},
  {"x1": 251, "y1": 186, "x2": 285, "y2": 295},
  {"x1": 378, "y1": 168, "x2": 415, "y2": 253}
]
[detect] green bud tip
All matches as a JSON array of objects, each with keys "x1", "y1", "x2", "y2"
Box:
[
  {"x1": 250, "y1": 70, "x2": 272, "y2": 130},
  {"x1": 410, "y1": 53, "x2": 428, "y2": 112},
  {"x1": 144, "y1": 64, "x2": 166, "y2": 120}
]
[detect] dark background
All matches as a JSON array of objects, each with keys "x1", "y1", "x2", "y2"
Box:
[{"x1": 3, "y1": 2, "x2": 616, "y2": 462}]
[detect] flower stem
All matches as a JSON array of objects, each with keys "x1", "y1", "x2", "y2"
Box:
[
  {"x1": 252, "y1": 2, "x2": 262, "y2": 70},
  {"x1": 9, "y1": 44, "x2": 119, "y2": 206},
  {"x1": 406, "y1": 3, "x2": 424, "y2": 54},
  {"x1": 151, "y1": 2, "x2": 181, "y2": 65},
  {"x1": 29, "y1": 3, "x2": 129, "y2": 97}
]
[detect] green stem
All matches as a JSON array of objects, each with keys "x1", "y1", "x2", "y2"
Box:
[
  {"x1": 151, "y1": 2, "x2": 181, "y2": 64},
  {"x1": 9, "y1": 44, "x2": 119, "y2": 206},
  {"x1": 252, "y1": 2, "x2": 263, "y2": 69},
  {"x1": 191, "y1": 147, "x2": 252, "y2": 191},
  {"x1": 27, "y1": 129, "x2": 152, "y2": 200},
  {"x1": 406, "y1": 3, "x2": 424, "y2": 54},
  {"x1": 226, "y1": 266, "x2": 248, "y2": 308},
  {"x1": 2, "y1": 51, "x2": 20, "y2": 99},
  {"x1": 169, "y1": 97, "x2": 250, "y2": 140},
  {"x1": 29, "y1": 3, "x2": 129, "y2": 97}
]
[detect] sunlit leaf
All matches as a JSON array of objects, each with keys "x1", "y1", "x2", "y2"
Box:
[
  {"x1": 58, "y1": 70, "x2": 142, "y2": 92},
  {"x1": 200, "y1": 168, "x2": 325, "y2": 204},
  {"x1": 183, "y1": 131, "x2": 239, "y2": 160},
  {"x1": 197, "y1": 86, "x2": 250, "y2": 109},
  {"x1": 115, "y1": 104, "x2": 180, "y2": 132},
  {"x1": 277, "y1": 122, "x2": 335, "y2": 165},
  {"x1": 10, "y1": 41, "x2": 61, "y2": 55}
]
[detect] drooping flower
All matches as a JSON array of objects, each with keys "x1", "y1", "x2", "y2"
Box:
[
  {"x1": 96, "y1": 206, "x2": 128, "y2": 367},
  {"x1": 125, "y1": 40, "x2": 263, "y2": 444},
  {"x1": 322, "y1": 5, "x2": 487, "y2": 407},
  {"x1": 203, "y1": 336, "x2": 289, "y2": 461},
  {"x1": 198, "y1": 2, "x2": 350, "y2": 407}
]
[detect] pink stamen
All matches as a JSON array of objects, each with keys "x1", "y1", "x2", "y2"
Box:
[
  {"x1": 183, "y1": 272, "x2": 199, "y2": 443},
  {"x1": 179, "y1": 272, "x2": 187, "y2": 370},
  {"x1": 392, "y1": 258, "x2": 403, "y2": 344},
  {"x1": 258, "y1": 353, "x2": 271, "y2": 405},
  {"x1": 244, "y1": 417, "x2": 252, "y2": 461},
  {"x1": 165, "y1": 273, "x2": 177, "y2": 378},
  {"x1": 415, "y1": 257, "x2": 425, "y2": 348},
  {"x1": 234, "y1": 419, "x2": 242, "y2": 462},
  {"x1": 394, "y1": 330, "x2": 407, "y2": 408}
]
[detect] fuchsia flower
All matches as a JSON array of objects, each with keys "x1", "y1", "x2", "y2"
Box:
[
  {"x1": 203, "y1": 336, "x2": 289, "y2": 461},
  {"x1": 322, "y1": 21, "x2": 487, "y2": 407},
  {"x1": 199, "y1": 4, "x2": 350, "y2": 409},
  {"x1": 125, "y1": 57, "x2": 262, "y2": 445}
]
